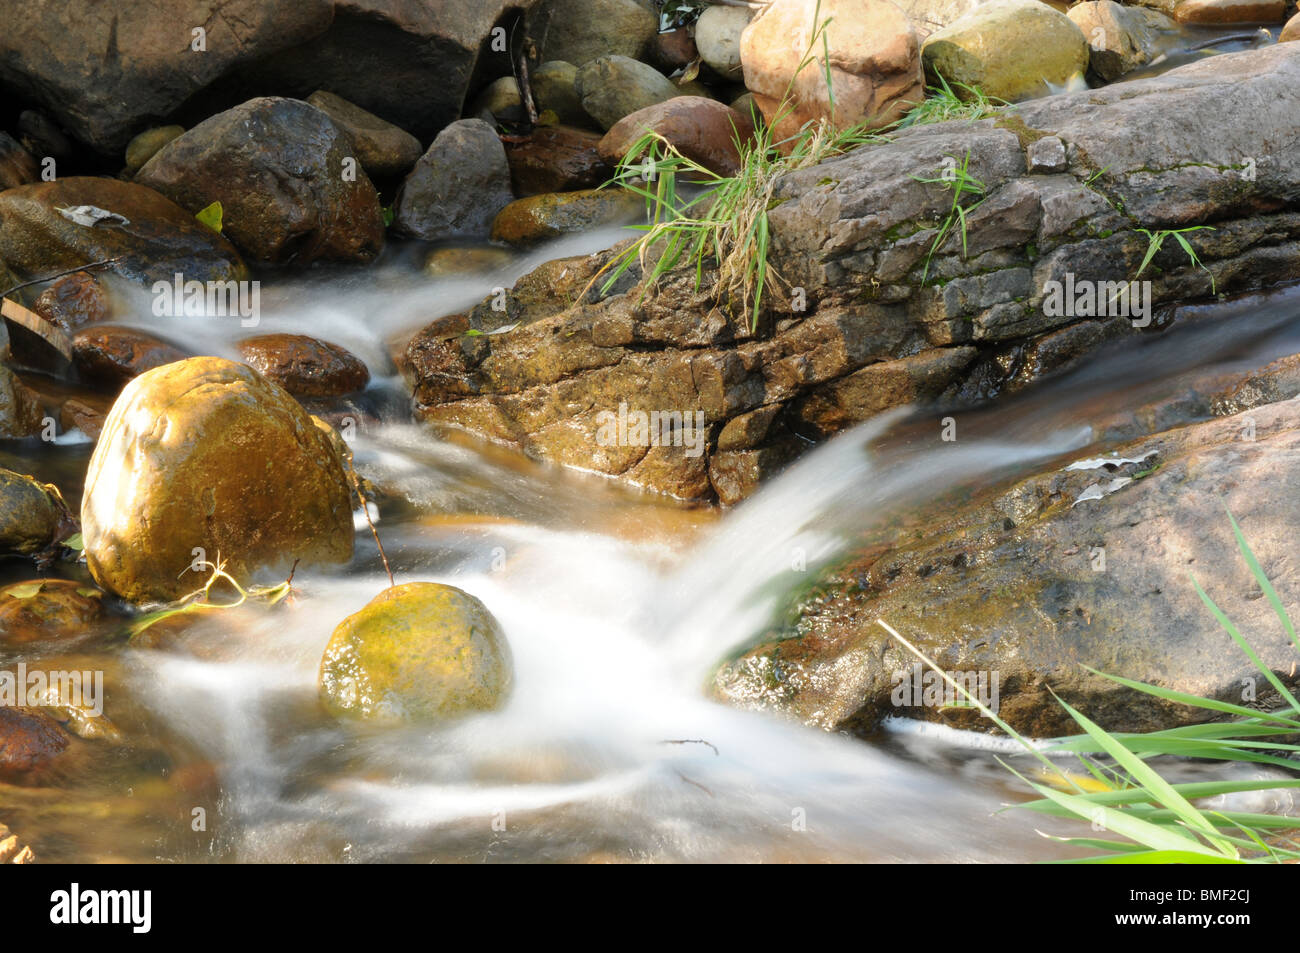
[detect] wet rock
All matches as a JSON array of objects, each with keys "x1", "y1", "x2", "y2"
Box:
[
  {"x1": 81, "y1": 357, "x2": 355, "y2": 603},
  {"x1": 408, "y1": 42, "x2": 1300, "y2": 504},
  {"x1": 599, "y1": 97, "x2": 756, "y2": 177},
  {"x1": 922, "y1": 0, "x2": 1089, "y2": 102},
  {"x1": 423, "y1": 246, "x2": 516, "y2": 278},
  {"x1": 59, "y1": 396, "x2": 108, "y2": 441},
  {"x1": 306, "y1": 91, "x2": 422, "y2": 179},
  {"x1": 490, "y1": 188, "x2": 644, "y2": 246},
  {"x1": 1068, "y1": 1, "x2": 1175, "y2": 81},
  {"x1": 647, "y1": 27, "x2": 699, "y2": 73},
  {"x1": 543, "y1": 0, "x2": 658, "y2": 67},
  {"x1": 72, "y1": 326, "x2": 187, "y2": 391},
  {"x1": 123, "y1": 125, "x2": 184, "y2": 175},
  {"x1": 696, "y1": 5, "x2": 752, "y2": 78},
  {"x1": 0, "y1": 468, "x2": 70, "y2": 557},
  {"x1": 715, "y1": 397, "x2": 1300, "y2": 736},
  {"x1": 0, "y1": 579, "x2": 105, "y2": 644},
  {"x1": 505, "y1": 126, "x2": 613, "y2": 196},
  {"x1": 0, "y1": 177, "x2": 247, "y2": 288},
  {"x1": 236, "y1": 333, "x2": 370, "y2": 399},
  {"x1": 742, "y1": 0, "x2": 924, "y2": 141},
  {"x1": 319, "y1": 582, "x2": 513, "y2": 722},
  {"x1": 1174, "y1": 0, "x2": 1286, "y2": 25},
  {"x1": 32, "y1": 272, "x2": 111, "y2": 335},
  {"x1": 1284, "y1": 12, "x2": 1300, "y2": 40},
  {"x1": 576, "y1": 56, "x2": 681, "y2": 130},
  {"x1": 136, "y1": 97, "x2": 384, "y2": 266},
  {"x1": 0, "y1": 707, "x2": 68, "y2": 777},
  {"x1": 0, "y1": 367, "x2": 44, "y2": 439},
  {"x1": 16, "y1": 110, "x2": 73, "y2": 164},
  {"x1": 0, "y1": 133, "x2": 38, "y2": 190},
  {"x1": 794, "y1": 347, "x2": 978, "y2": 438},
  {"x1": 393, "y1": 119, "x2": 514, "y2": 242}
]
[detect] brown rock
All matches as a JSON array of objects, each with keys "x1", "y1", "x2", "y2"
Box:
[
  {"x1": 741, "y1": 0, "x2": 924, "y2": 140},
  {"x1": 306, "y1": 90, "x2": 423, "y2": 179},
  {"x1": 0, "y1": 707, "x2": 68, "y2": 777},
  {"x1": 490, "y1": 189, "x2": 644, "y2": 246},
  {"x1": 0, "y1": 579, "x2": 105, "y2": 644},
  {"x1": 1174, "y1": 0, "x2": 1286, "y2": 24},
  {"x1": 0, "y1": 468, "x2": 70, "y2": 559},
  {"x1": 647, "y1": 27, "x2": 699, "y2": 73},
  {"x1": 72, "y1": 326, "x2": 187, "y2": 391},
  {"x1": 32, "y1": 272, "x2": 111, "y2": 335},
  {"x1": 59, "y1": 396, "x2": 108, "y2": 441},
  {"x1": 1284, "y1": 11, "x2": 1300, "y2": 40},
  {"x1": 236, "y1": 333, "x2": 370, "y2": 399},
  {"x1": 0, "y1": 133, "x2": 38, "y2": 190},
  {"x1": 599, "y1": 97, "x2": 756, "y2": 176},
  {"x1": 136, "y1": 97, "x2": 384, "y2": 266},
  {"x1": 505, "y1": 126, "x2": 614, "y2": 195},
  {"x1": 0, "y1": 366, "x2": 44, "y2": 438}
]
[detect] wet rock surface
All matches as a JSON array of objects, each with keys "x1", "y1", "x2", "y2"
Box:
[
  {"x1": 236, "y1": 333, "x2": 370, "y2": 399},
  {"x1": 393, "y1": 119, "x2": 515, "y2": 241},
  {"x1": 406, "y1": 43, "x2": 1300, "y2": 504},
  {"x1": 136, "y1": 97, "x2": 385, "y2": 266}
]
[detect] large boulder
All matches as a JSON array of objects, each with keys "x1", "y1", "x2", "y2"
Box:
[
  {"x1": 319, "y1": 582, "x2": 513, "y2": 722},
  {"x1": 81, "y1": 357, "x2": 355, "y2": 603},
  {"x1": 0, "y1": 0, "x2": 551, "y2": 153},
  {"x1": 741, "y1": 0, "x2": 925, "y2": 141},
  {"x1": 542, "y1": 0, "x2": 658, "y2": 67},
  {"x1": 921, "y1": 0, "x2": 1090, "y2": 102},
  {"x1": 136, "y1": 97, "x2": 384, "y2": 265},
  {"x1": 716, "y1": 396, "x2": 1300, "y2": 737},
  {"x1": 392, "y1": 119, "x2": 514, "y2": 242},
  {"x1": 0, "y1": 177, "x2": 247, "y2": 287}
]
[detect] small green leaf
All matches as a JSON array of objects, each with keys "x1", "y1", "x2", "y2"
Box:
[
  {"x1": 195, "y1": 201, "x2": 223, "y2": 233},
  {"x1": 62, "y1": 532, "x2": 84, "y2": 551},
  {"x1": 381, "y1": 206, "x2": 395, "y2": 227},
  {"x1": 5, "y1": 582, "x2": 44, "y2": 599}
]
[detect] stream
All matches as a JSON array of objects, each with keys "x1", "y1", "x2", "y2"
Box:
[{"x1": 5, "y1": 213, "x2": 1300, "y2": 862}]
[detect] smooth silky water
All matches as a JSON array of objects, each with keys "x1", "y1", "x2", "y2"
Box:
[{"x1": 6, "y1": 214, "x2": 1300, "y2": 862}]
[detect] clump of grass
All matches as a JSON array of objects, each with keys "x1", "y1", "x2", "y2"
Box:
[
  {"x1": 896, "y1": 73, "x2": 1010, "y2": 128},
  {"x1": 881, "y1": 508, "x2": 1300, "y2": 863},
  {"x1": 910, "y1": 150, "x2": 986, "y2": 284},
  {"x1": 1137, "y1": 226, "x2": 1217, "y2": 294},
  {"x1": 595, "y1": 0, "x2": 888, "y2": 331}
]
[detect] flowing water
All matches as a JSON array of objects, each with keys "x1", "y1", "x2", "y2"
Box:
[{"x1": 6, "y1": 215, "x2": 1300, "y2": 862}]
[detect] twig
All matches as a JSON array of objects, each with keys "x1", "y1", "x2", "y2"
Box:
[
  {"x1": 675, "y1": 771, "x2": 714, "y2": 796},
  {"x1": 0, "y1": 257, "x2": 123, "y2": 299},
  {"x1": 347, "y1": 467, "x2": 394, "y2": 588},
  {"x1": 660, "y1": 738, "x2": 720, "y2": 756}
]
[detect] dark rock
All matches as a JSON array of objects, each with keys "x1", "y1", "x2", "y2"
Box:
[
  {"x1": 0, "y1": 468, "x2": 70, "y2": 559},
  {"x1": 647, "y1": 27, "x2": 699, "y2": 73},
  {"x1": 506, "y1": 125, "x2": 613, "y2": 195},
  {"x1": 72, "y1": 326, "x2": 188, "y2": 391},
  {"x1": 0, "y1": 707, "x2": 68, "y2": 777},
  {"x1": 543, "y1": 0, "x2": 658, "y2": 66},
  {"x1": 137, "y1": 97, "x2": 384, "y2": 265},
  {"x1": 0, "y1": 133, "x2": 39, "y2": 190},
  {"x1": 0, "y1": 367, "x2": 44, "y2": 439},
  {"x1": 236, "y1": 333, "x2": 370, "y2": 398},
  {"x1": 32, "y1": 272, "x2": 111, "y2": 335},
  {"x1": 393, "y1": 119, "x2": 514, "y2": 241},
  {"x1": 0, "y1": 177, "x2": 247, "y2": 288}
]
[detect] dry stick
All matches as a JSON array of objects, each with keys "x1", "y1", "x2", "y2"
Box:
[
  {"x1": 347, "y1": 467, "x2": 395, "y2": 588},
  {"x1": 660, "y1": 738, "x2": 720, "y2": 756}
]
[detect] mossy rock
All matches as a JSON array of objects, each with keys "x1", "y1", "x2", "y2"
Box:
[
  {"x1": 0, "y1": 468, "x2": 69, "y2": 557},
  {"x1": 319, "y1": 582, "x2": 513, "y2": 722}
]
